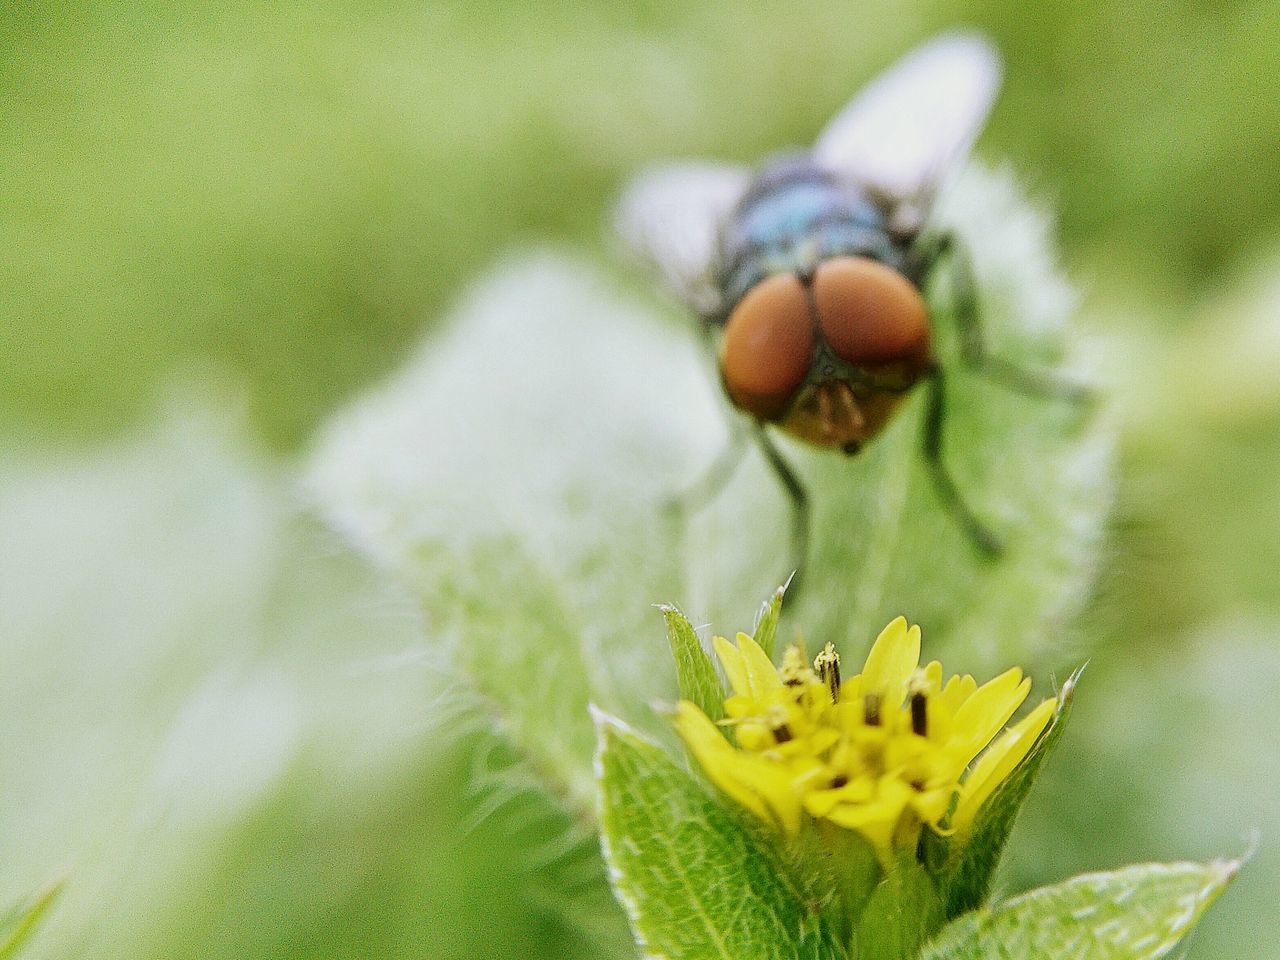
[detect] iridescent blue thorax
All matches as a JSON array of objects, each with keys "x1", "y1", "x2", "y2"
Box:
[{"x1": 714, "y1": 156, "x2": 910, "y2": 322}]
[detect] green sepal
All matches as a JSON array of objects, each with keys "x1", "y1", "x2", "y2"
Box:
[
  {"x1": 751, "y1": 580, "x2": 788, "y2": 661},
  {"x1": 786, "y1": 820, "x2": 880, "y2": 948},
  {"x1": 659, "y1": 604, "x2": 725, "y2": 721},
  {"x1": 920, "y1": 859, "x2": 1239, "y2": 960},
  {"x1": 0, "y1": 879, "x2": 63, "y2": 959},
  {"x1": 594, "y1": 708, "x2": 843, "y2": 960},
  {"x1": 853, "y1": 858, "x2": 944, "y2": 960},
  {"x1": 926, "y1": 665, "x2": 1083, "y2": 917}
]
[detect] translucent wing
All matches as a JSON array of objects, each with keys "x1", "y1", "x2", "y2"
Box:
[
  {"x1": 614, "y1": 161, "x2": 751, "y2": 317},
  {"x1": 813, "y1": 33, "x2": 1001, "y2": 218}
]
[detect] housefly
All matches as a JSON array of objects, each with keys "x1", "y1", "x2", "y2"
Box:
[{"x1": 615, "y1": 32, "x2": 1086, "y2": 580}]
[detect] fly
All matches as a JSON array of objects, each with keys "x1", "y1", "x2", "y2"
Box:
[{"x1": 616, "y1": 32, "x2": 1088, "y2": 584}]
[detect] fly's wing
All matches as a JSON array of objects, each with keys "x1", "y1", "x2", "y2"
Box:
[
  {"x1": 614, "y1": 162, "x2": 751, "y2": 318},
  {"x1": 812, "y1": 33, "x2": 1001, "y2": 231}
]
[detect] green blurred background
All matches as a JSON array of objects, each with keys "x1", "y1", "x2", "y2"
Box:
[{"x1": 4, "y1": 1, "x2": 1279, "y2": 957}]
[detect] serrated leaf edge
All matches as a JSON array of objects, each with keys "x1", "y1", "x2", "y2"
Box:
[
  {"x1": 591, "y1": 706, "x2": 663, "y2": 958},
  {"x1": 657, "y1": 603, "x2": 724, "y2": 721},
  {"x1": 1000, "y1": 859, "x2": 1240, "y2": 960},
  {"x1": 924, "y1": 858, "x2": 1240, "y2": 960}
]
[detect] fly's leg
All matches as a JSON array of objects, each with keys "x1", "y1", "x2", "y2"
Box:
[
  {"x1": 922, "y1": 366, "x2": 1003, "y2": 557},
  {"x1": 663, "y1": 318, "x2": 752, "y2": 515},
  {"x1": 922, "y1": 232, "x2": 1092, "y2": 403},
  {"x1": 665, "y1": 424, "x2": 748, "y2": 516},
  {"x1": 752, "y1": 425, "x2": 811, "y2": 596}
]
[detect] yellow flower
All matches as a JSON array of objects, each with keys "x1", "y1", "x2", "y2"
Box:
[{"x1": 674, "y1": 618, "x2": 1054, "y2": 865}]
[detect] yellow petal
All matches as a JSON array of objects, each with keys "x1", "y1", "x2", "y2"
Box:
[
  {"x1": 951, "y1": 698, "x2": 1056, "y2": 837},
  {"x1": 791, "y1": 760, "x2": 833, "y2": 793},
  {"x1": 910, "y1": 785, "x2": 956, "y2": 827},
  {"x1": 884, "y1": 732, "x2": 929, "y2": 771},
  {"x1": 712, "y1": 635, "x2": 750, "y2": 698},
  {"x1": 921, "y1": 660, "x2": 943, "y2": 693},
  {"x1": 951, "y1": 668, "x2": 1030, "y2": 763},
  {"x1": 939, "y1": 674, "x2": 977, "y2": 715},
  {"x1": 734, "y1": 722, "x2": 771, "y2": 751},
  {"x1": 807, "y1": 728, "x2": 840, "y2": 755},
  {"x1": 735, "y1": 631, "x2": 783, "y2": 699},
  {"x1": 674, "y1": 702, "x2": 803, "y2": 835},
  {"x1": 803, "y1": 776, "x2": 874, "y2": 817},
  {"x1": 838, "y1": 674, "x2": 864, "y2": 707},
  {"x1": 822, "y1": 777, "x2": 913, "y2": 865},
  {"x1": 860, "y1": 618, "x2": 920, "y2": 706},
  {"x1": 675, "y1": 701, "x2": 772, "y2": 824},
  {"x1": 738, "y1": 753, "x2": 805, "y2": 836}
]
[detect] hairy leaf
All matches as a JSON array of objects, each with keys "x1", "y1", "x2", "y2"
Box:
[
  {"x1": 922, "y1": 860, "x2": 1238, "y2": 960},
  {"x1": 307, "y1": 166, "x2": 1111, "y2": 814},
  {"x1": 0, "y1": 406, "x2": 627, "y2": 960},
  {"x1": 596, "y1": 711, "x2": 843, "y2": 959},
  {"x1": 752, "y1": 581, "x2": 788, "y2": 661},
  {"x1": 661, "y1": 604, "x2": 725, "y2": 721}
]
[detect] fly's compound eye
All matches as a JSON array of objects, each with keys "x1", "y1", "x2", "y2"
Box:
[
  {"x1": 812, "y1": 256, "x2": 930, "y2": 368},
  {"x1": 720, "y1": 272, "x2": 815, "y2": 422}
]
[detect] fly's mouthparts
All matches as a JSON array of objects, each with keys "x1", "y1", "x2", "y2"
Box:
[
  {"x1": 816, "y1": 381, "x2": 865, "y2": 443},
  {"x1": 780, "y1": 376, "x2": 878, "y2": 450}
]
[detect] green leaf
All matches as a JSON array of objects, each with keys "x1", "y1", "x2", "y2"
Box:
[
  {"x1": 308, "y1": 166, "x2": 1111, "y2": 814},
  {"x1": 921, "y1": 860, "x2": 1239, "y2": 960},
  {"x1": 0, "y1": 880, "x2": 62, "y2": 959},
  {"x1": 661, "y1": 604, "x2": 725, "y2": 721},
  {"x1": 0, "y1": 405, "x2": 628, "y2": 960},
  {"x1": 791, "y1": 824, "x2": 881, "y2": 945},
  {"x1": 308, "y1": 255, "x2": 714, "y2": 811},
  {"x1": 752, "y1": 580, "x2": 788, "y2": 661},
  {"x1": 412, "y1": 542, "x2": 602, "y2": 812},
  {"x1": 933, "y1": 665, "x2": 1083, "y2": 916},
  {"x1": 853, "y1": 861, "x2": 944, "y2": 960},
  {"x1": 595, "y1": 710, "x2": 843, "y2": 960}
]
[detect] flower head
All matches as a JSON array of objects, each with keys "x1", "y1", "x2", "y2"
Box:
[{"x1": 675, "y1": 617, "x2": 1055, "y2": 864}]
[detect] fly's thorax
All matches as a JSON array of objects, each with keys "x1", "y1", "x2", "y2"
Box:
[{"x1": 714, "y1": 158, "x2": 907, "y2": 318}]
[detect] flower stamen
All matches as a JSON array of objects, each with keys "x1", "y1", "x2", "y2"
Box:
[
  {"x1": 813, "y1": 643, "x2": 841, "y2": 703},
  {"x1": 863, "y1": 692, "x2": 882, "y2": 726},
  {"x1": 911, "y1": 691, "x2": 928, "y2": 736}
]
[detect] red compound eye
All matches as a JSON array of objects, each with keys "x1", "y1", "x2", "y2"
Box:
[
  {"x1": 720, "y1": 273, "x2": 815, "y2": 421},
  {"x1": 812, "y1": 256, "x2": 930, "y2": 368}
]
